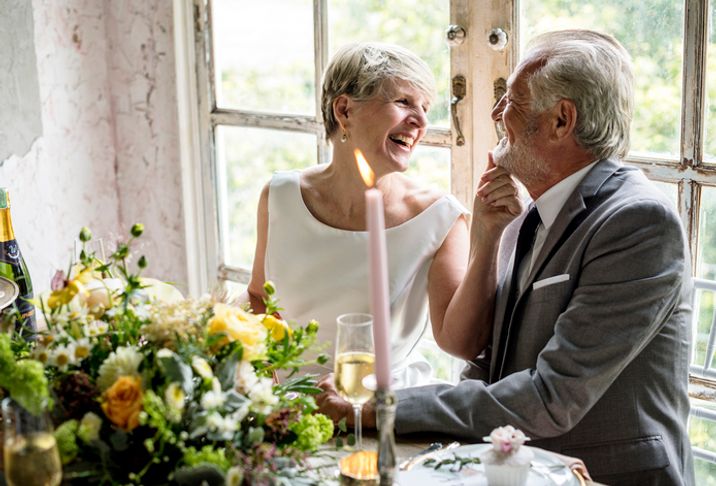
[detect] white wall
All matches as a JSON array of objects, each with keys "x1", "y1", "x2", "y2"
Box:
[{"x1": 0, "y1": 0, "x2": 187, "y2": 294}]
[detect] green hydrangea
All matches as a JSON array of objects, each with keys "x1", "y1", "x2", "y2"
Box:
[
  {"x1": 0, "y1": 334, "x2": 49, "y2": 416},
  {"x1": 183, "y1": 445, "x2": 231, "y2": 472},
  {"x1": 54, "y1": 420, "x2": 80, "y2": 465},
  {"x1": 288, "y1": 413, "x2": 334, "y2": 451}
]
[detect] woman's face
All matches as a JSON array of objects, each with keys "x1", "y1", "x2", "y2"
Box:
[{"x1": 346, "y1": 79, "x2": 430, "y2": 176}]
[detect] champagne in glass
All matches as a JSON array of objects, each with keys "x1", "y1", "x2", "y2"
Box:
[
  {"x1": 335, "y1": 313, "x2": 375, "y2": 450},
  {"x1": 2, "y1": 399, "x2": 61, "y2": 486}
]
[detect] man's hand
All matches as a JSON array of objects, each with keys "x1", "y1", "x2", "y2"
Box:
[
  {"x1": 473, "y1": 152, "x2": 524, "y2": 236},
  {"x1": 316, "y1": 373, "x2": 377, "y2": 429}
]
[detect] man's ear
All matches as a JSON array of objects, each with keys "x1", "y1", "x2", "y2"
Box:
[
  {"x1": 550, "y1": 99, "x2": 577, "y2": 141},
  {"x1": 333, "y1": 95, "x2": 351, "y2": 129}
]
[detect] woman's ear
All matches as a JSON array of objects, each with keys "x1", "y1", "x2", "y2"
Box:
[
  {"x1": 333, "y1": 95, "x2": 351, "y2": 128},
  {"x1": 551, "y1": 99, "x2": 577, "y2": 141}
]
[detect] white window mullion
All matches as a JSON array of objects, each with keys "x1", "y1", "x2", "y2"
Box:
[{"x1": 314, "y1": 0, "x2": 329, "y2": 164}]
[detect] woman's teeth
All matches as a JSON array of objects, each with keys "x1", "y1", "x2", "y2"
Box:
[{"x1": 389, "y1": 134, "x2": 414, "y2": 148}]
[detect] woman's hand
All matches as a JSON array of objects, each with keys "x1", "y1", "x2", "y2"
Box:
[
  {"x1": 473, "y1": 152, "x2": 524, "y2": 236},
  {"x1": 315, "y1": 374, "x2": 376, "y2": 429}
]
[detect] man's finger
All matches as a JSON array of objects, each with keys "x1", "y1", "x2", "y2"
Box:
[{"x1": 487, "y1": 151, "x2": 496, "y2": 170}]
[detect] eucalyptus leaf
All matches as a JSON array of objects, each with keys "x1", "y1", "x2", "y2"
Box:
[
  {"x1": 156, "y1": 350, "x2": 194, "y2": 395},
  {"x1": 173, "y1": 463, "x2": 225, "y2": 486}
]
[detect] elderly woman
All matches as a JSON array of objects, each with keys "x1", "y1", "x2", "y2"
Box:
[{"x1": 246, "y1": 42, "x2": 520, "y2": 387}]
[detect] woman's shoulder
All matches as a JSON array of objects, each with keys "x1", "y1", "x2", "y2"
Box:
[{"x1": 395, "y1": 175, "x2": 464, "y2": 217}]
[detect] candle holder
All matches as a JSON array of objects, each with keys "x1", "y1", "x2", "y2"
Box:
[{"x1": 375, "y1": 389, "x2": 397, "y2": 485}]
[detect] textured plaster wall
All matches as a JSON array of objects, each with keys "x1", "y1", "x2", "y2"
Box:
[{"x1": 0, "y1": 0, "x2": 187, "y2": 294}]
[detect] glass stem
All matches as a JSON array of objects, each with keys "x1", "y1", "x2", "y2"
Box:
[{"x1": 353, "y1": 404, "x2": 362, "y2": 450}]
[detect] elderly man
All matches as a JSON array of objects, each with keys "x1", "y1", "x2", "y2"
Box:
[{"x1": 317, "y1": 30, "x2": 694, "y2": 485}]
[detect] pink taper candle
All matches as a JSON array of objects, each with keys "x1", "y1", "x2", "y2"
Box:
[{"x1": 355, "y1": 149, "x2": 391, "y2": 390}]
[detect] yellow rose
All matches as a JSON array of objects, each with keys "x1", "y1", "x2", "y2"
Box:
[
  {"x1": 261, "y1": 314, "x2": 293, "y2": 341},
  {"x1": 101, "y1": 375, "x2": 143, "y2": 431},
  {"x1": 208, "y1": 303, "x2": 267, "y2": 360}
]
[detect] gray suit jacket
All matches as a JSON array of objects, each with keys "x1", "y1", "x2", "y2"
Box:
[{"x1": 395, "y1": 160, "x2": 695, "y2": 485}]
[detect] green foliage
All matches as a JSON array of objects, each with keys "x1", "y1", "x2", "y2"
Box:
[{"x1": 288, "y1": 414, "x2": 334, "y2": 452}]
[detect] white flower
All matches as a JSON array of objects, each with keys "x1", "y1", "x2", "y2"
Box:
[
  {"x1": 31, "y1": 346, "x2": 50, "y2": 364},
  {"x1": 97, "y1": 346, "x2": 143, "y2": 390},
  {"x1": 192, "y1": 356, "x2": 213, "y2": 380},
  {"x1": 201, "y1": 378, "x2": 225, "y2": 410},
  {"x1": 225, "y1": 466, "x2": 243, "y2": 486},
  {"x1": 156, "y1": 348, "x2": 174, "y2": 359},
  {"x1": 206, "y1": 412, "x2": 237, "y2": 435},
  {"x1": 165, "y1": 382, "x2": 185, "y2": 412},
  {"x1": 248, "y1": 378, "x2": 278, "y2": 415},
  {"x1": 86, "y1": 320, "x2": 109, "y2": 336},
  {"x1": 51, "y1": 345, "x2": 75, "y2": 371},
  {"x1": 230, "y1": 403, "x2": 250, "y2": 423},
  {"x1": 234, "y1": 360, "x2": 258, "y2": 393},
  {"x1": 77, "y1": 412, "x2": 102, "y2": 443},
  {"x1": 73, "y1": 338, "x2": 92, "y2": 361}
]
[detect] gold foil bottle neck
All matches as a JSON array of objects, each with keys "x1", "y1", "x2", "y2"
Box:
[{"x1": 0, "y1": 188, "x2": 15, "y2": 242}]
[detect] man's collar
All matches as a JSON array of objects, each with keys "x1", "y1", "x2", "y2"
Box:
[{"x1": 533, "y1": 161, "x2": 599, "y2": 229}]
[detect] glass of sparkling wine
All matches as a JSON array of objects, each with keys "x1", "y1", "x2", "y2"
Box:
[
  {"x1": 334, "y1": 313, "x2": 376, "y2": 450},
  {"x1": 2, "y1": 398, "x2": 62, "y2": 486}
]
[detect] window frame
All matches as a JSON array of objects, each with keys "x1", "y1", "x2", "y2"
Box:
[{"x1": 177, "y1": 0, "x2": 716, "y2": 462}]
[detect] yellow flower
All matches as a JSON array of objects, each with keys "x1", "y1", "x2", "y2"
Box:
[
  {"x1": 261, "y1": 314, "x2": 293, "y2": 341},
  {"x1": 101, "y1": 375, "x2": 143, "y2": 431},
  {"x1": 207, "y1": 303, "x2": 267, "y2": 360},
  {"x1": 48, "y1": 280, "x2": 87, "y2": 309}
]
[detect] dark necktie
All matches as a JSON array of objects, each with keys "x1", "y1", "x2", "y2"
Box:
[{"x1": 495, "y1": 205, "x2": 541, "y2": 378}]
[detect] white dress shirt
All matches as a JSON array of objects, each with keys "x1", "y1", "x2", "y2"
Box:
[{"x1": 517, "y1": 161, "x2": 598, "y2": 292}]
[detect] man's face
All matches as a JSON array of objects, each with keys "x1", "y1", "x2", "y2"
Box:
[{"x1": 490, "y1": 59, "x2": 550, "y2": 186}]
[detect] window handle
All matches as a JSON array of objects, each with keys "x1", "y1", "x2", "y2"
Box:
[{"x1": 451, "y1": 75, "x2": 467, "y2": 146}]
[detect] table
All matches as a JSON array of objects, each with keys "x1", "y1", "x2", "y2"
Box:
[{"x1": 309, "y1": 434, "x2": 604, "y2": 485}]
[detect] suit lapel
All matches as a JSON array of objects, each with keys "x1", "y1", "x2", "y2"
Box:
[{"x1": 490, "y1": 159, "x2": 622, "y2": 382}]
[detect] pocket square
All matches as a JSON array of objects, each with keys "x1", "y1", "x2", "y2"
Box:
[{"x1": 533, "y1": 274, "x2": 570, "y2": 290}]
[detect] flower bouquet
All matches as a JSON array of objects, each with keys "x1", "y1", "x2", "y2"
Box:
[{"x1": 0, "y1": 225, "x2": 333, "y2": 485}]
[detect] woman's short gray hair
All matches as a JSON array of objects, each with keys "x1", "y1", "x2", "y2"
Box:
[
  {"x1": 526, "y1": 30, "x2": 634, "y2": 160},
  {"x1": 321, "y1": 42, "x2": 435, "y2": 140}
]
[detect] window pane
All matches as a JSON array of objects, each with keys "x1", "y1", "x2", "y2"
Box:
[
  {"x1": 520, "y1": 1, "x2": 684, "y2": 158},
  {"x1": 216, "y1": 126, "x2": 316, "y2": 269},
  {"x1": 404, "y1": 145, "x2": 450, "y2": 193},
  {"x1": 698, "y1": 186, "x2": 716, "y2": 280},
  {"x1": 328, "y1": 0, "x2": 450, "y2": 128},
  {"x1": 652, "y1": 180, "x2": 679, "y2": 209},
  {"x1": 704, "y1": 0, "x2": 716, "y2": 162},
  {"x1": 212, "y1": 0, "x2": 315, "y2": 114},
  {"x1": 689, "y1": 398, "x2": 716, "y2": 485}
]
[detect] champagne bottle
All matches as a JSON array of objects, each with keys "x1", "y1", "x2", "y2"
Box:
[{"x1": 0, "y1": 188, "x2": 36, "y2": 334}]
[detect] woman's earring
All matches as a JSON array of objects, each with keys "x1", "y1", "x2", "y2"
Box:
[{"x1": 340, "y1": 128, "x2": 348, "y2": 143}]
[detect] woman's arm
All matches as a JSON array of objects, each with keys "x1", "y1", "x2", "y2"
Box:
[
  {"x1": 429, "y1": 154, "x2": 522, "y2": 360},
  {"x1": 243, "y1": 182, "x2": 271, "y2": 314}
]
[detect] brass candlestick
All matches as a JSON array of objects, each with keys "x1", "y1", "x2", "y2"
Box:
[{"x1": 375, "y1": 389, "x2": 397, "y2": 485}]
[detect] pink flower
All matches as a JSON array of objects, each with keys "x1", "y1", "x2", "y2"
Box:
[{"x1": 484, "y1": 425, "x2": 529, "y2": 456}]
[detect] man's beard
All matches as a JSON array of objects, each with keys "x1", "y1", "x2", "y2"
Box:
[{"x1": 492, "y1": 135, "x2": 549, "y2": 188}]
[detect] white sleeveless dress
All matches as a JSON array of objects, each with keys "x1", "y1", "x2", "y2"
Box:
[{"x1": 265, "y1": 170, "x2": 468, "y2": 388}]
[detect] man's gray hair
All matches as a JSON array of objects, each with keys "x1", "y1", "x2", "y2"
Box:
[
  {"x1": 527, "y1": 30, "x2": 634, "y2": 160},
  {"x1": 321, "y1": 42, "x2": 435, "y2": 140}
]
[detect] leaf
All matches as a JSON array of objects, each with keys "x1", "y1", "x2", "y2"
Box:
[
  {"x1": 156, "y1": 350, "x2": 194, "y2": 395},
  {"x1": 215, "y1": 346, "x2": 242, "y2": 389},
  {"x1": 109, "y1": 430, "x2": 129, "y2": 451},
  {"x1": 173, "y1": 463, "x2": 226, "y2": 486},
  {"x1": 337, "y1": 417, "x2": 347, "y2": 433},
  {"x1": 224, "y1": 390, "x2": 249, "y2": 409}
]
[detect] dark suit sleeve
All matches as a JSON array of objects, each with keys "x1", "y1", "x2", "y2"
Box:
[{"x1": 395, "y1": 197, "x2": 688, "y2": 440}]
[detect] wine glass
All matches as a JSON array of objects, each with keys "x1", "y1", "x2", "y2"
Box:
[
  {"x1": 2, "y1": 398, "x2": 62, "y2": 486},
  {"x1": 334, "y1": 313, "x2": 375, "y2": 450}
]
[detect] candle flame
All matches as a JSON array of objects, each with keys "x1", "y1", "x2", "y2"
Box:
[{"x1": 354, "y1": 149, "x2": 375, "y2": 188}]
